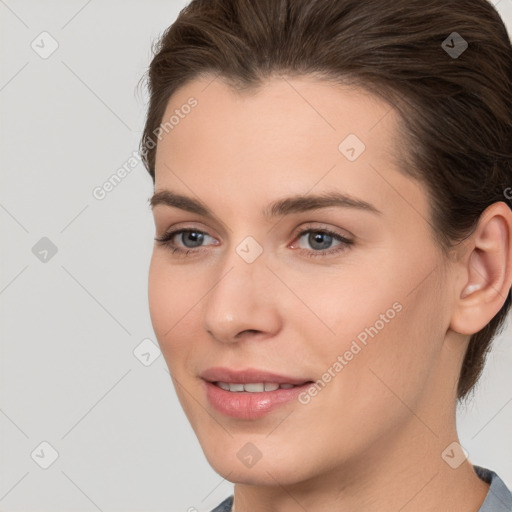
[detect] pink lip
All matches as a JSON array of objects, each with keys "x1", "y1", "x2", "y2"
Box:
[{"x1": 200, "y1": 367, "x2": 313, "y2": 419}]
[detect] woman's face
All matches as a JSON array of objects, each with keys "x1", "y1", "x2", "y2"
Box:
[{"x1": 148, "y1": 75, "x2": 461, "y2": 485}]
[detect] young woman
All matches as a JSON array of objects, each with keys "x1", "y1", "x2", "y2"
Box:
[{"x1": 139, "y1": 0, "x2": 512, "y2": 510}]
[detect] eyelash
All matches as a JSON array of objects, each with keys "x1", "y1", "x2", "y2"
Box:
[{"x1": 154, "y1": 226, "x2": 354, "y2": 259}]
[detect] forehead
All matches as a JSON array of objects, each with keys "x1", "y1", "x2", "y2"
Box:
[
  {"x1": 155, "y1": 74, "x2": 401, "y2": 171},
  {"x1": 153, "y1": 75, "x2": 428, "y2": 227}
]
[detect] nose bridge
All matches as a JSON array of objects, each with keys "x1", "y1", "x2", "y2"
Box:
[{"x1": 202, "y1": 234, "x2": 279, "y2": 343}]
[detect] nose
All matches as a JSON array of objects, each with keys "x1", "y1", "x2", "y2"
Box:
[{"x1": 202, "y1": 249, "x2": 282, "y2": 344}]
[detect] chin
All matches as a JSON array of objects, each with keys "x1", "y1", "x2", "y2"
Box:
[{"x1": 200, "y1": 440, "x2": 312, "y2": 486}]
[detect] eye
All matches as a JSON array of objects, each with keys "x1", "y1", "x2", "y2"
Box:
[
  {"x1": 154, "y1": 225, "x2": 353, "y2": 258},
  {"x1": 290, "y1": 227, "x2": 353, "y2": 258},
  {"x1": 154, "y1": 228, "x2": 217, "y2": 256}
]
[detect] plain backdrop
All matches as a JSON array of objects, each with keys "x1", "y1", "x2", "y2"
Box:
[{"x1": 1, "y1": 1, "x2": 512, "y2": 511}]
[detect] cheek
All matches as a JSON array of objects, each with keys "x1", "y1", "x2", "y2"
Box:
[
  {"x1": 273, "y1": 261, "x2": 402, "y2": 367},
  {"x1": 296, "y1": 250, "x2": 446, "y2": 414},
  {"x1": 324, "y1": 271, "x2": 446, "y2": 430},
  {"x1": 148, "y1": 254, "x2": 200, "y2": 365}
]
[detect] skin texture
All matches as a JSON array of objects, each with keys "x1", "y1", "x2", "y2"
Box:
[{"x1": 148, "y1": 75, "x2": 512, "y2": 511}]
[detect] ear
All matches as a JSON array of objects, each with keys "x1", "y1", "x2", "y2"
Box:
[{"x1": 450, "y1": 201, "x2": 512, "y2": 335}]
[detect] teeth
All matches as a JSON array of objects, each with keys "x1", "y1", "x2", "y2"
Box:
[
  {"x1": 244, "y1": 383, "x2": 265, "y2": 392},
  {"x1": 215, "y1": 382, "x2": 297, "y2": 392}
]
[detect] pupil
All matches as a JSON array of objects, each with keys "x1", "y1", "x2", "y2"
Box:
[
  {"x1": 310, "y1": 232, "x2": 332, "y2": 250},
  {"x1": 183, "y1": 231, "x2": 203, "y2": 248}
]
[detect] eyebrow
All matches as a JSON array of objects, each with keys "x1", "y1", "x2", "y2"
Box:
[{"x1": 149, "y1": 189, "x2": 382, "y2": 219}]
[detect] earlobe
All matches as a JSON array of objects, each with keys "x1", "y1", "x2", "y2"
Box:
[{"x1": 450, "y1": 202, "x2": 512, "y2": 335}]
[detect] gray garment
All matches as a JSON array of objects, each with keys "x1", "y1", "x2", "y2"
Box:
[
  {"x1": 210, "y1": 494, "x2": 233, "y2": 512},
  {"x1": 475, "y1": 465, "x2": 512, "y2": 511},
  {"x1": 209, "y1": 465, "x2": 512, "y2": 511}
]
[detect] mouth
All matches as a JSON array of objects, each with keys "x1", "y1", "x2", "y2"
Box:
[{"x1": 200, "y1": 367, "x2": 314, "y2": 419}]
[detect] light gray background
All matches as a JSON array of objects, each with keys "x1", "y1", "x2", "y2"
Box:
[{"x1": 1, "y1": 1, "x2": 512, "y2": 511}]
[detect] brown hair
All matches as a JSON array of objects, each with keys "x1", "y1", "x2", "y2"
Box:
[{"x1": 139, "y1": 0, "x2": 512, "y2": 402}]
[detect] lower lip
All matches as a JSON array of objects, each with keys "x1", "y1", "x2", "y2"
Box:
[{"x1": 204, "y1": 380, "x2": 312, "y2": 419}]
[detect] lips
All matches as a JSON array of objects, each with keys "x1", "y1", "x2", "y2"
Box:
[{"x1": 200, "y1": 367, "x2": 314, "y2": 419}]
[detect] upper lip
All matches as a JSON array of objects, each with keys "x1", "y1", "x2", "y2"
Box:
[{"x1": 200, "y1": 367, "x2": 312, "y2": 385}]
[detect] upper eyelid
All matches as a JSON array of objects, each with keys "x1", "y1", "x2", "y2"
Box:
[{"x1": 157, "y1": 218, "x2": 353, "y2": 234}]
